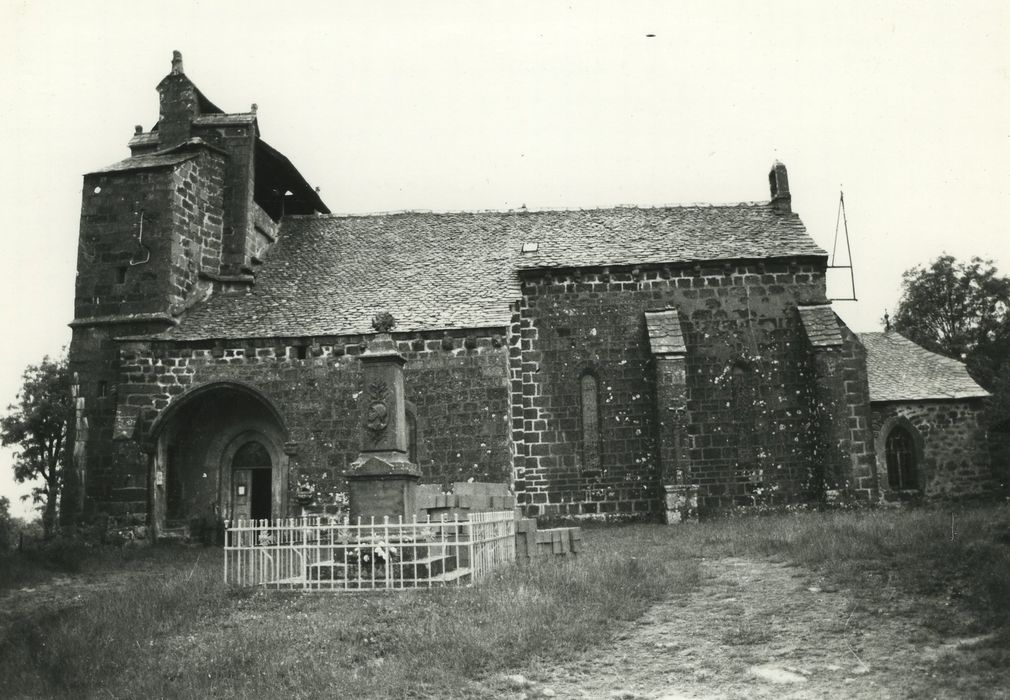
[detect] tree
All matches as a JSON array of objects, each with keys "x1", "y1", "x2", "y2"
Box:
[
  {"x1": 892, "y1": 255, "x2": 1010, "y2": 487},
  {"x1": 1, "y1": 355, "x2": 72, "y2": 538},
  {"x1": 0, "y1": 496, "x2": 13, "y2": 551},
  {"x1": 891, "y1": 255, "x2": 1010, "y2": 370}
]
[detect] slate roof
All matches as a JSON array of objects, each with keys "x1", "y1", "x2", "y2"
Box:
[
  {"x1": 89, "y1": 150, "x2": 199, "y2": 175},
  {"x1": 193, "y1": 113, "x2": 257, "y2": 126},
  {"x1": 161, "y1": 204, "x2": 827, "y2": 341},
  {"x1": 89, "y1": 138, "x2": 226, "y2": 175},
  {"x1": 798, "y1": 304, "x2": 843, "y2": 347},
  {"x1": 644, "y1": 309, "x2": 686, "y2": 354},
  {"x1": 860, "y1": 331, "x2": 990, "y2": 402},
  {"x1": 514, "y1": 205, "x2": 820, "y2": 269}
]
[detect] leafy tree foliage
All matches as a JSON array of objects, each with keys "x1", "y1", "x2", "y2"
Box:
[
  {"x1": 892, "y1": 255, "x2": 1010, "y2": 486},
  {"x1": 892, "y1": 255, "x2": 1010, "y2": 367},
  {"x1": 0, "y1": 496, "x2": 12, "y2": 551},
  {"x1": 1, "y1": 356, "x2": 72, "y2": 538}
]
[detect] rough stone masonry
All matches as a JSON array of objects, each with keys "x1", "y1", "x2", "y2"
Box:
[{"x1": 66, "y1": 53, "x2": 995, "y2": 537}]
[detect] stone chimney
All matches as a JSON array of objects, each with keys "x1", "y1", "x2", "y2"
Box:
[
  {"x1": 171, "y1": 49, "x2": 184, "y2": 75},
  {"x1": 156, "y1": 50, "x2": 198, "y2": 149},
  {"x1": 769, "y1": 161, "x2": 791, "y2": 214}
]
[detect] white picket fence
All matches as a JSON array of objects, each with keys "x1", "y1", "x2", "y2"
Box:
[{"x1": 223, "y1": 511, "x2": 515, "y2": 591}]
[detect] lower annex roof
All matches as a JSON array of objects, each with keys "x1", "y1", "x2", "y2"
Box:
[{"x1": 860, "y1": 331, "x2": 990, "y2": 402}]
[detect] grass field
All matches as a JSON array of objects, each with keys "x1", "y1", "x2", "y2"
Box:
[{"x1": 1, "y1": 505, "x2": 1008, "y2": 698}]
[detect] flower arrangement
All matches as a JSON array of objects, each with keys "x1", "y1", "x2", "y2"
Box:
[
  {"x1": 295, "y1": 480, "x2": 316, "y2": 506},
  {"x1": 347, "y1": 539, "x2": 400, "y2": 581}
]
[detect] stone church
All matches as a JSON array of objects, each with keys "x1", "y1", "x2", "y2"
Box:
[{"x1": 67, "y1": 54, "x2": 994, "y2": 535}]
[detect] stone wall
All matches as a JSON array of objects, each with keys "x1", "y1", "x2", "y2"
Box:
[
  {"x1": 805, "y1": 325, "x2": 877, "y2": 500},
  {"x1": 189, "y1": 123, "x2": 257, "y2": 274},
  {"x1": 75, "y1": 150, "x2": 226, "y2": 322},
  {"x1": 871, "y1": 399, "x2": 994, "y2": 499},
  {"x1": 71, "y1": 150, "x2": 226, "y2": 520},
  {"x1": 88, "y1": 330, "x2": 512, "y2": 517},
  {"x1": 166, "y1": 155, "x2": 228, "y2": 311},
  {"x1": 514, "y1": 259, "x2": 834, "y2": 518},
  {"x1": 69, "y1": 321, "x2": 165, "y2": 519},
  {"x1": 247, "y1": 203, "x2": 280, "y2": 265}
]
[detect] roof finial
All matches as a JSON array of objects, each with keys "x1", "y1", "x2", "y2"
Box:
[
  {"x1": 171, "y1": 50, "x2": 184, "y2": 75},
  {"x1": 884, "y1": 309, "x2": 891, "y2": 331}
]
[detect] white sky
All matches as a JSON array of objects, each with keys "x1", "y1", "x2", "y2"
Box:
[{"x1": 1, "y1": 0, "x2": 1008, "y2": 517}]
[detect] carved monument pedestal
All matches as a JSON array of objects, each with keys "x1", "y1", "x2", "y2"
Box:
[{"x1": 346, "y1": 322, "x2": 421, "y2": 522}]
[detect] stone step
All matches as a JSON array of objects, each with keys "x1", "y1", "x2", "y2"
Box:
[
  {"x1": 302, "y1": 551, "x2": 459, "y2": 583},
  {"x1": 307, "y1": 560, "x2": 349, "y2": 569},
  {"x1": 400, "y1": 552, "x2": 456, "y2": 580},
  {"x1": 275, "y1": 576, "x2": 307, "y2": 585},
  {"x1": 428, "y1": 567, "x2": 472, "y2": 584},
  {"x1": 157, "y1": 527, "x2": 191, "y2": 544}
]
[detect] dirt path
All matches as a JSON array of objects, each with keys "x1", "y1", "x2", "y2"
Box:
[
  {"x1": 505, "y1": 557, "x2": 996, "y2": 699},
  {"x1": 3, "y1": 555, "x2": 1001, "y2": 698}
]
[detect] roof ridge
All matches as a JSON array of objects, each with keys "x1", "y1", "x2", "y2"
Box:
[{"x1": 282, "y1": 201, "x2": 778, "y2": 220}]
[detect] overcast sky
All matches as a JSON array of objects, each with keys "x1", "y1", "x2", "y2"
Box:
[{"x1": 1, "y1": 1, "x2": 1008, "y2": 516}]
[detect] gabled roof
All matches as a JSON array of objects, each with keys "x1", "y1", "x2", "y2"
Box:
[
  {"x1": 88, "y1": 138, "x2": 226, "y2": 175},
  {"x1": 193, "y1": 113, "x2": 257, "y2": 127},
  {"x1": 255, "y1": 139, "x2": 330, "y2": 216},
  {"x1": 158, "y1": 203, "x2": 826, "y2": 341},
  {"x1": 798, "y1": 304, "x2": 843, "y2": 347},
  {"x1": 89, "y1": 150, "x2": 200, "y2": 175},
  {"x1": 860, "y1": 331, "x2": 990, "y2": 402},
  {"x1": 514, "y1": 204, "x2": 820, "y2": 269},
  {"x1": 162, "y1": 211, "x2": 522, "y2": 340}
]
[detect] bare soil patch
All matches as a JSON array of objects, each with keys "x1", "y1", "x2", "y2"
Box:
[{"x1": 504, "y1": 557, "x2": 1007, "y2": 699}]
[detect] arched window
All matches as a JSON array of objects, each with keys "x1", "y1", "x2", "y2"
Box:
[
  {"x1": 580, "y1": 372, "x2": 601, "y2": 472},
  {"x1": 885, "y1": 426, "x2": 917, "y2": 490},
  {"x1": 730, "y1": 361, "x2": 757, "y2": 466}
]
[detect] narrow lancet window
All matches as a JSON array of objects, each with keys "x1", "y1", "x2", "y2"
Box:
[{"x1": 580, "y1": 372, "x2": 601, "y2": 472}]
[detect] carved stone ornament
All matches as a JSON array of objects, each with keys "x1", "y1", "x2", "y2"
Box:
[
  {"x1": 365, "y1": 381, "x2": 389, "y2": 438},
  {"x1": 371, "y1": 312, "x2": 396, "y2": 333}
]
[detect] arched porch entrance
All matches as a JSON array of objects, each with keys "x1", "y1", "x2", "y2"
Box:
[{"x1": 147, "y1": 382, "x2": 289, "y2": 537}]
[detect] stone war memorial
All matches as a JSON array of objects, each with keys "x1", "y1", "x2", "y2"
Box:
[
  {"x1": 66, "y1": 53, "x2": 996, "y2": 572},
  {"x1": 223, "y1": 314, "x2": 524, "y2": 589}
]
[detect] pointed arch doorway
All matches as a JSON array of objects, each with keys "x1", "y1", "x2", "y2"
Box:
[
  {"x1": 147, "y1": 382, "x2": 290, "y2": 537},
  {"x1": 227, "y1": 436, "x2": 277, "y2": 522}
]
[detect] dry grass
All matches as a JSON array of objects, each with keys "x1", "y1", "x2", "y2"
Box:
[
  {"x1": 678, "y1": 506, "x2": 1010, "y2": 630},
  {"x1": 0, "y1": 527, "x2": 700, "y2": 699},
  {"x1": 1, "y1": 505, "x2": 1008, "y2": 699}
]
